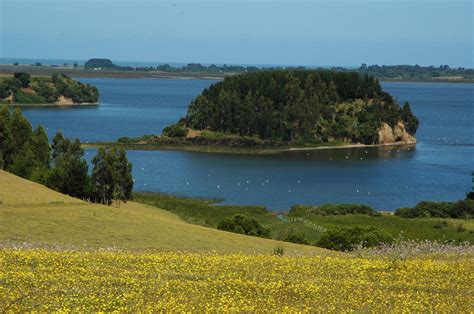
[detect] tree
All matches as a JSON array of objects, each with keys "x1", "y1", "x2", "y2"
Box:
[
  {"x1": 91, "y1": 147, "x2": 133, "y2": 206},
  {"x1": 47, "y1": 136, "x2": 90, "y2": 198},
  {"x1": 8, "y1": 142, "x2": 38, "y2": 178},
  {"x1": 32, "y1": 125, "x2": 51, "y2": 167},
  {"x1": 0, "y1": 107, "x2": 12, "y2": 169},
  {"x1": 13, "y1": 72, "x2": 31, "y2": 88},
  {"x1": 10, "y1": 108, "x2": 33, "y2": 149}
]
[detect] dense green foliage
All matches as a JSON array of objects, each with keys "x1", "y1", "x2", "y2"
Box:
[
  {"x1": 91, "y1": 147, "x2": 134, "y2": 205},
  {"x1": 217, "y1": 214, "x2": 270, "y2": 238},
  {"x1": 0, "y1": 107, "x2": 49, "y2": 177},
  {"x1": 395, "y1": 199, "x2": 474, "y2": 219},
  {"x1": 0, "y1": 108, "x2": 132, "y2": 205},
  {"x1": 169, "y1": 70, "x2": 418, "y2": 144},
  {"x1": 289, "y1": 203, "x2": 380, "y2": 217},
  {"x1": 317, "y1": 226, "x2": 393, "y2": 251},
  {"x1": 0, "y1": 72, "x2": 99, "y2": 104},
  {"x1": 283, "y1": 230, "x2": 310, "y2": 245}
]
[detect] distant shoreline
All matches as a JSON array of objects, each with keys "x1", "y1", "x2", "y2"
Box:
[
  {"x1": 1, "y1": 65, "x2": 473, "y2": 83},
  {"x1": 0, "y1": 102, "x2": 99, "y2": 107}
]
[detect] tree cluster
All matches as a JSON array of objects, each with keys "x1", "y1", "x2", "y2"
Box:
[
  {"x1": 317, "y1": 226, "x2": 393, "y2": 251},
  {"x1": 0, "y1": 73, "x2": 99, "y2": 104},
  {"x1": 0, "y1": 107, "x2": 132, "y2": 205},
  {"x1": 217, "y1": 214, "x2": 270, "y2": 238},
  {"x1": 172, "y1": 70, "x2": 418, "y2": 144},
  {"x1": 395, "y1": 199, "x2": 474, "y2": 219},
  {"x1": 358, "y1": 64, "x2": 474, "y2": 80},
  {"x1": 84, "y1": 58, "x2": 115, "y2": 69}
]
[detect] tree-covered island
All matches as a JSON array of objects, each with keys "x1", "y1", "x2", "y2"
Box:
[
  {"x1": 0, "y1": 72, "x2": 99, "y2": 105},
  {"x1": 114, "y1": 70, "x2": 419, "y2": 152}
]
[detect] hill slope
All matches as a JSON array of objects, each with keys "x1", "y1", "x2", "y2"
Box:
[{"x1": 0, "y1": 170, "x2": 326, "y2": 255}]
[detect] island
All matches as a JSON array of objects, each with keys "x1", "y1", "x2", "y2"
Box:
[
  {"x1": 0, "y1": 72, "x2": 99, "y2": 105},
  {"x1": 99, "y1": 70, "x2": 419, "y2": 153}
]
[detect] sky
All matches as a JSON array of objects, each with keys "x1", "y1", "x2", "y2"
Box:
[{"x1": 0, "y1": 0, "x2": 472, "y2": 67}]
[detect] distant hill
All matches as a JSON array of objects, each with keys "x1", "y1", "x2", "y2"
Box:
[{"x1": 84, "y1": 58, "x2": 116, "y2": 69}]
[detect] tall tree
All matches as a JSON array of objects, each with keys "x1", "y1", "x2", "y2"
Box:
[
  {"x1": 0, "y1": 107, "x2": 12, "y2": 169},
  {"x1": 91, "y1": 147, "x2": 133, "y2": 206},
  {"x1": 47, "y1": 136, "x2": 90, "y2": 198},
  {"x1": 10, "y1": 108, "x2": 32, "y2": 149},
  {"x1": 32, "y1": 125, "x2": 51, "y2": 168}
]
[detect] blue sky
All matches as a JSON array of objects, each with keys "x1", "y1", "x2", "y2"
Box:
[{"x1": 1, "y1": 0, "x2": 472, "y2": 67}]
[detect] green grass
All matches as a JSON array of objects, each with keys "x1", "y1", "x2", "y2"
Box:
[
  {"x1": 134, "y1": 192, "x2": 474, "y2": 245},
  {"x1": 0, "y1": 170, "x2": 326, "y2": 255},
  {"x1": 307, "y1": 214, "x2": 474, "y2": 243}
]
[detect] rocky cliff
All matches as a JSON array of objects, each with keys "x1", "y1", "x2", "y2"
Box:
[{"x1": 378, "y1": 121, "x2": 416, "y2": 144}]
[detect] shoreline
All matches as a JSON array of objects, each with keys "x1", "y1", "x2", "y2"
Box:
[
  {"x1": 83, "y1": 139, "x2": 417, "y2": 155},
  {"x1": 0, "y1": 102, "x2": 99, "y2": 107},
  {"x1": 285, "y1": 140, "x2": 417, "y2": 152},
  {"x1": 1, "y1": 65, "x2": 473, "y2": 83}
]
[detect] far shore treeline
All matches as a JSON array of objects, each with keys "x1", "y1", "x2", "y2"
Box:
[
  {"x1": 0, "y1": 107, "x2": 132, "y2": 205},
  {"x1": 165, "y1": 70, "x2": 419, "y2": 144}
]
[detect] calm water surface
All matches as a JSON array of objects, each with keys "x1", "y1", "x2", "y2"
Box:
[{"x1": 21, "y1": 78, "x2": 473, "y2": 211}]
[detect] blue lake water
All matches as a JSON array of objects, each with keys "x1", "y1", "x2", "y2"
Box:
[{"x1": 21, "y1": 78, "x2": 473, "y2": 211}]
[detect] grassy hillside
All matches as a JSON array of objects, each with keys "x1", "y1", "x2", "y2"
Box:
[{"x1": 0, "y1": 170, "x2": 326, "y2": 255}]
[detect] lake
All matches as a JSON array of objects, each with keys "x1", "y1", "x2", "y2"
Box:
[{"x1": 21, "y1": 78, "x2": 473, "y2": 211}]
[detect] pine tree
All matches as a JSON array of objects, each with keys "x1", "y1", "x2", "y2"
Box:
[
  {"x1": 10, "y1": 108, "x2": 33, "y2": 150},
  {"x1": 0, "y1": 107, "x2": 12, "y2": 169},
  {"x1": 8, "y1": 142, "x2": 37, "y2": 178},
  {"x1": 32, "y1": 125, "x2": 51, "y2": 167}
]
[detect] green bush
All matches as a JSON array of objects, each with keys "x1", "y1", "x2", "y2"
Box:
[
  {"x1": 284, "y1": 230, "x2": 309, "y2": 245},
  {"x1": 289, "y1": 203, "x2": 379, "y2": 217},
  {"x1": 272, "y1": 246, "x2": 284, "y2": 256},
  {"x1": 162, "y1": 123, "x2": 188, "y2": 138},
  {"x1": 395, "y1": 200, "x2": 473, "y2": 219},
  {"x1": 217, "y1": 214, "x2": 270, "y2": 238},
  {"x1": 13, "y1": 90, "x2": 45, "y2": 104},
  {"x1": 317, "y1": 226, "x2": 393, "y2": 251}
]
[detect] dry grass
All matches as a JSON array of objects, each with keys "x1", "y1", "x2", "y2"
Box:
[{"x1": 0, "y1": 171, "x2": 328, "y2": 255}]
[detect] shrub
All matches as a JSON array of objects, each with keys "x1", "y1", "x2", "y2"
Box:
[
  {"x1": 317, "y1": 226, "x2": 393, "y2": 251},
  {"x1": 284, "y1": 230, "x2": 309, "y2": 245},
  {"x1": 13, "y1": 72, "x2": 31, "y2": 88},
  {"x1": 162, "y1": 123, "x2": 188, "y2": 138},
  {"x1": 217, "y1": 214, "x2": 270, "y2": 238},
  {"x1": 289, "y1": 203, "x2": 379, "y2": 217},
  {"x1": 395, "y1": 200, "x2": 473, "y2": 219},
  {"x1": 13, "y1": 90, "x2": 45, "y2": 104},
  {"x1": 456, "y1": 224, "x2": 466, "y2": 233},
  {"x1": 433, "y1": 221, "x2": 448, "y2": 229},
  {"x1": 272, "y1": 246, "x2": 284, "y2": 256}
]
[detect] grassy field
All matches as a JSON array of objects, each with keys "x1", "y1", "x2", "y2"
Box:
[
  {"x1": 134, "y1": 193, "x2": 474, "y2": 244},
  {"x1": 1, "y1": 170, "x2": 473, "y2": 311},
  {"x1": 0, "y1": 170, "x2": 325, "y2": 255}
]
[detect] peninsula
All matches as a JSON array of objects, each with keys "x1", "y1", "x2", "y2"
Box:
[
  {"x1": 103, "y1": 70, "x2": 419, "y2": 153},
  {"x1": 0, "y1": 72, "x2": 99, "y2": 105}
]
